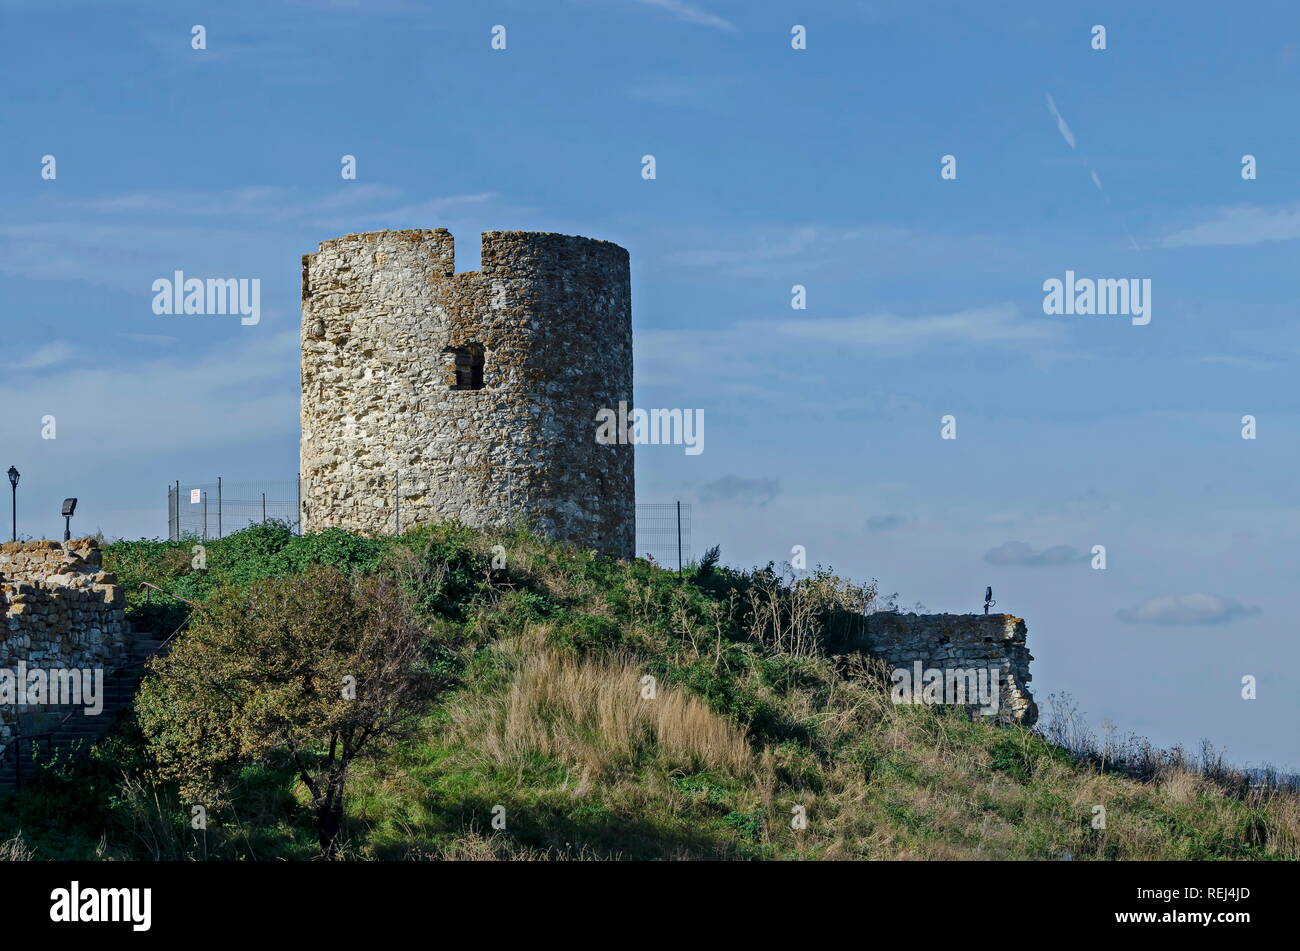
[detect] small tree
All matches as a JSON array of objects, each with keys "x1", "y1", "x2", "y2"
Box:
[{"x1": 136, "y1": 564, "x2": 440, "y2": 857}]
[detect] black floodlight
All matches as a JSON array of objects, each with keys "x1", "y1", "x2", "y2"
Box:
[{"x1": 62, "y1": 497, "x2": 78, "y2": 541}]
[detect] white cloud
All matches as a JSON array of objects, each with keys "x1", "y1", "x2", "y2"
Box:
[
  {"x1": 1117, "y1": 593, "x2": 1261, "y2": 625},
  {"x1": 762, "y1": 304, "x2": 1060, "y2": 352},
  {"x1": 118, "y1": 333, "x2": 179, "y2": 345},
  {"x1": 632, "y1": 0, "x2": 736, "y2": 32},
  {"x1": 663, "y1": 227, "x2": 821, "y2": 269},
  {"x1": 1045, "y1": 94, "x2": 1077, "y2": 149},
  {"x1": 1162, "y1": 203, "x2": 1300, "y2": 248},
  {"x1": 697, "y1": 475, "x2": 779, "y2": 506},
  {"x1": 17, "y1": 341, "x2": 74, "y2": 370},
  {"x1": 636, "y1": 304, "x2": 1063, "y2": 395},
  {"x1": 0, "y1": 330, "x2": 298, "y2": 458},
  {"x1": 984, "y1": 540, "x2": 1085, "y2": 566},
  {"x1": 0, "y1": 187, "x2": 515, "y2": 291}
]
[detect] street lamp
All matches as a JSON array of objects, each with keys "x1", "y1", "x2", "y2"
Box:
[
  {"x1": 62, "y1": 498, "x2": 78, "y2": 542},
  {"x1": 6, "y1": 466, "x2": 18, "y2": 542}
]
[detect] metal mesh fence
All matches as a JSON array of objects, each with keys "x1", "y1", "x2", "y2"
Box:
[
  {"x1": 635, "y1": 502, "x2": 691, "y2": 571},
  {"x1": 167, "y1": 479, "x2": 690, "y2": 566},
  {"x1": 167, "y1": 479, "x2": 299, "y2": 541}
]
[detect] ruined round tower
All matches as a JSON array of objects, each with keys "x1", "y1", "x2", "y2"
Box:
[{"x1": 299, "y1": 229, "x2": 634, "y2": 558}]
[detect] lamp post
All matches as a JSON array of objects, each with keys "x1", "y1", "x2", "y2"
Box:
[
  {"x1": 6, "y1": 466, "x2": 18, "y2": 542},
  {"x1": 62, "y1": 498, "x2": 78, "y2": 542}
]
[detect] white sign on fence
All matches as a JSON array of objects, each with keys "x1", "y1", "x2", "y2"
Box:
[{"x1": 190, "y1": 489, "x2": 201, "y2": 504}]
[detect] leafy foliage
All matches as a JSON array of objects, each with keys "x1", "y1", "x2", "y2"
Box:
[
  {"x1": 3, "y1": 522, "x2": 1292, "y2": 862},
  {"x1": 135, "y1": 564, "x2": 443, "y2": 855}
]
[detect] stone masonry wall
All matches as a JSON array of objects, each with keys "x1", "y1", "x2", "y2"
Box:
[
  {"x1": 300, "y1": 228, "x2": 635, "y2": 558},
  {"x1": 0, "y1": 539, "x2": 130, "y2": 757},
  {"x1": 855, "y1": 613, "x2": 1037, "y2": 726}
]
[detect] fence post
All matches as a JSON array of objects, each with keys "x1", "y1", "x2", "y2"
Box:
[
  {"x1": 217, "y1": 476, "x2": 223, "y2": 539},
  {"x1": 202, "y1": 492, "x2": 208, "y2": 542},
  {"x1": 676, "y1": 501, "x2": 683, "y2": 575},
  {"x1": 262, "y1": 493, "x2": 267, "y2": 525}
]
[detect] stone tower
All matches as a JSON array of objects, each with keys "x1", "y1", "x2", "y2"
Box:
[{"x1": 299, "y1": 229, "x2": 634, "y2": 558}]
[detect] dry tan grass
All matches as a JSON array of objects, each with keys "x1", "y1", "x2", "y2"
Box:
[
  {"x1": 430, "y1": 532, "x2": 1300, "y2": 861},
  {"x1": 422, "y1": 831, "x2": 578, "y2": 861},
  {"x1": 1157, "y1": 767, "x2": 1207, "y2": 807},
  {"x1": 452, "y1": 641, "x2": 753, "y2": 779},
  {"x1": 0, "y1": 834, "x2": 35, "y2": 861},
  {"x1": 1262, "y1": 793, "x2": 1300, "y2": 855}
]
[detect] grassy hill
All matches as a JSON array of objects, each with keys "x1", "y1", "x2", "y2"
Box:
[{"x1": 1, "y1": 522, "x2": 1296, "y2": 861}]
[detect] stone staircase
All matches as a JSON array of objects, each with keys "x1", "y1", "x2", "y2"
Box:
[{"x1": 0, "y1": 634, "x2": 167, "y2": 793}]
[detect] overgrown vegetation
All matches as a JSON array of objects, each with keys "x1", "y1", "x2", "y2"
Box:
[{"x1": 1, "y1": 521, "x2": 1296, "y2": 861}]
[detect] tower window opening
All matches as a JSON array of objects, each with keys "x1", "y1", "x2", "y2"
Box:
[{"x1": 443, "y1": 343, "x2": 485, "y2": 390}]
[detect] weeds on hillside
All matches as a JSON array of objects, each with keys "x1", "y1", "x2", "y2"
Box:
[{"x1": 0, "y1": 523, "x2": 1293, "y2": 861}]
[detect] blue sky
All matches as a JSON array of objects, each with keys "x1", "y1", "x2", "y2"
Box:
[{"x1": 2, "y1": 0, "x2": 1298, "y2": 769}]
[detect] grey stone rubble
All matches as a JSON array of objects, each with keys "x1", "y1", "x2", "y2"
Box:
[
  {"x1": 0, "y1": 539, "x2": 131, "y2": 756},
  {"x1": 857, "y1": 613, "x2": 1037, "y2": 725}
]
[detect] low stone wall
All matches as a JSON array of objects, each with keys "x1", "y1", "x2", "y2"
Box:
[
  {"x1": 853, "y1": 613, "x2": 1037, "y2": 726},
  {"x1": 0, "y1": 539, "x2": 130, "y2": 757}
]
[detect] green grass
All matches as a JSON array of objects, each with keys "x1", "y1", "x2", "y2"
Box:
[{"x1": 1, "y1": 522, "x2": 1295, "y2": 861}]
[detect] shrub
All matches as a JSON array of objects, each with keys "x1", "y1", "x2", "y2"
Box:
[{"x1": 136, "y1": 565, "x2": 444, "y2": 857}]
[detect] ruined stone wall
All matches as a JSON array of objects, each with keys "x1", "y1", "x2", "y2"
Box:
[
  {"x1": 300, "y1": 229, "x2": 635, "y2": 558},
  {"x1": 0, "y1": 539, "x2": 130, "y2": 756},
  {"x1": 856, "y1": 613, "x2": 1037, "y2": 725}
]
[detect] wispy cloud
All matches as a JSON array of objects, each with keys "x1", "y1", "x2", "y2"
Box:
[
  {"x1": 664, "y1": 227, "x2": 821, "y2": 270},
  {"x1": 984, "y1": 541, "x2": 1085, "y2": 566},
  {"x1": 697, "y1": 475, "x2": 779, "y2": 506},
  {"x1": 1117, "y1": 593, "x2": 1261, "y2": 625},
  {"x1": 17, "y1": 341, "x2": 75, "y2": 370},
  {"x1": 118, "y1": 333, "x2": 179, "y2": 345},
  {"x1": 1045, "y1": 93, "x2": 1077, "y2": 149},
  {"x1": 1162, "y1": 203, "x2": 1300, "y2": 248},
  {"x1": 0, "y1": 330, "x2": 298, "y2": 458},
  {"x1": 636, "y1": 304, "x2": 1063, "y2": 393},
  {"x1": 632, "y1": 0, "x2": 736, "y2": 32},
  {"x1": 1044, "y1": 92, "x2": 1138, "y2": 250},
  {"x1": 765, "y1": 305, "x2": 1059, "y2": 352},
  {"x1": 67, "y1": 184, "x2": 494, "y2": 228},
  {"x1": 0, "y1": 187, "x2": 516, "y2": 290}
]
